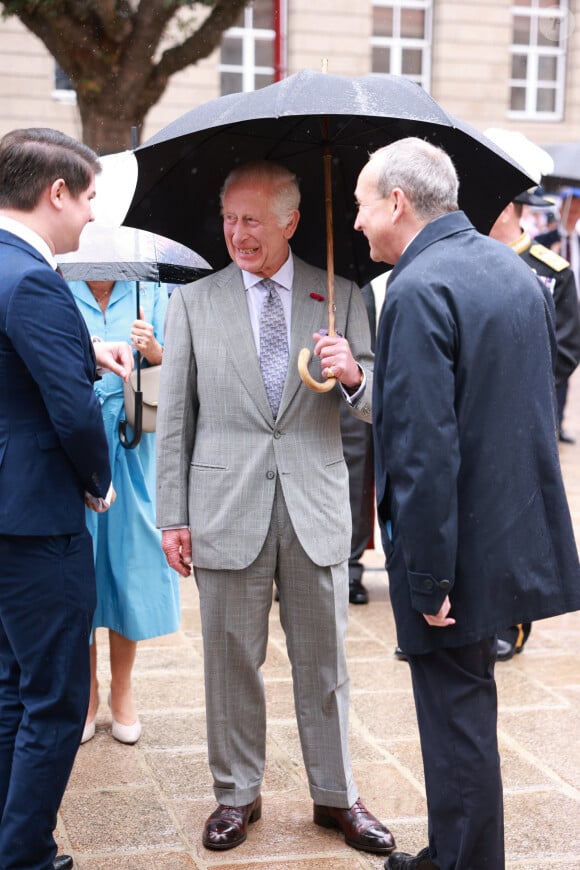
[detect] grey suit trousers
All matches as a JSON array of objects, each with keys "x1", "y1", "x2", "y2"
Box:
[{"x1": 194, "y1": 479, "x2": 358, "y2": 808}]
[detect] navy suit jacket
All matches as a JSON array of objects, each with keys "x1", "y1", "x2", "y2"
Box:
[
  {"x1": 373, "y1": 211, "x2": 580, "y2": 654},
  {"x1": 0, "y1": 229, "x2": 111, "y2": 535}
]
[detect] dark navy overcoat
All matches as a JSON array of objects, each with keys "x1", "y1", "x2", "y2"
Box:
[{"x1": 373, "y1": 211, "x2": 580, "y2": 654}]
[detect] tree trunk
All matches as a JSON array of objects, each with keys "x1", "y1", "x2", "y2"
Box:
[
  {"x1": 78, "y1": 103, "x2": 146, "y2": 154},
  {"x1": 1, "y1": 0, "x2": 249, "y2": 152}
]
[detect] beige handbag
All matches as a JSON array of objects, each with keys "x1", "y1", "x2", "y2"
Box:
[{"x1": 123, "y1": 365, "x2": 161, "y2": 433}]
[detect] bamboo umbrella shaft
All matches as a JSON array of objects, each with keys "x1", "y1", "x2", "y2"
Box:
[
  {"x1": 297, "y1": 119, "x2": 337, "y2": 392},
  {"x1": 324, "y1": 145, "x2": 336, "y2": 337}
]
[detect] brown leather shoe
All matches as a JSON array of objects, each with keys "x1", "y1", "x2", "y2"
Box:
[
  {"x1": 202, "y1": 795, "x2": 262, "y2": 850},
  {"x1": 313, "y1": 798, "x2": 396, "y2": 854}
]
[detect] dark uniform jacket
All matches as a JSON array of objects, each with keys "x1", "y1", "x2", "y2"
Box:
[
  {"x1": 511, "y1": 230, "x2": 580, "y2": 387},
  {"x1": 373, "y1": 211, "x2": 580, "y2": 654}
]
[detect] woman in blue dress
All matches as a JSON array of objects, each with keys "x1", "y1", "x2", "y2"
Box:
[{"x1": 69, "y1": 279, "x2": 180, "y2": 744}]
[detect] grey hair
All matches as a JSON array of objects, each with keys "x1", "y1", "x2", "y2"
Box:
[
  {"x1": 369, "y1": 138, "x2": 459, "y2": 220},
  {"x1": 220, "y1": 160, "x2": 301, "y2": 227}
]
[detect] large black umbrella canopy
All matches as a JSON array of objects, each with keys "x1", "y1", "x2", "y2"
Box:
[{"x1": 124, "y1": 69, "x2": 534, "y2": 286}]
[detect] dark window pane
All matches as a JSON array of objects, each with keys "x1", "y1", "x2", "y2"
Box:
[
  {"x1": 372, "y1": 45, "x2": 391, "y2": 74},
  {"x1": 255, "y1": 38, "x2": 274, "y2": 67},
  {"x1": 221, "y1": 36, "x2": 243, "y2": 66},
  {"x1": 55, "y1": 64, "x2": 74, "y2": 91},
  {"x1": 538, "y1": 55, "x2": 558, "y2": 80},
  {"x1": 512, "y1": 15, "x2": 531, "y2": 44},
  {"x1": 402, "y1": 48, "x2": 423, "y2": 76},
  {"x1": 537, "y1": 87, "x2": 556, "y2": 112},
  {"x1": 373, "y1": 7, "x2": 394, "y2": 37},
  {"x1": 253, "y1": 0, "x2": 274, "y2": 29},
  {"x1": 511, "y1": 53, "x2": 528, "y2": 78},
  {"x1": 220, "y1": 71, "x2": 243, "y2": 96},
  {"x1": 401, "y1": 9, "x2": 425, "y2": 39},
  {"x1": 510, "y1": 86, "x2": 527, "y2": 111}
]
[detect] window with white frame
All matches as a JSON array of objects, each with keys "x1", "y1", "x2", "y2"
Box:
[
  {"x1": 371, "y1": 0, "x2": 432, "y2": 90},
  {"x1": 220, "y1": 0, "x2": 275, "y2": 95},
  {"x1": 509, "y1": 0, "x2": 568, "y2": 120}
]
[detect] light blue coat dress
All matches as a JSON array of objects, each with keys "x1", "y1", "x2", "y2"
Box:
[{"x1": 69, "y1": 280, "x2": 180, "y2": 641}]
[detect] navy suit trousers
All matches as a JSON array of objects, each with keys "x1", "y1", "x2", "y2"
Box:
[
  {"x1": 0, "y1": 530, "x2": 96, "y2": 869},
  {"x1": 407, "y1": 639, "x2": 505, "y2": 870}
]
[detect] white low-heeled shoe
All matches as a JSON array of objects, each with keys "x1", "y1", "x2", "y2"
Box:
[
  {"x1": 108, "y1": 692, "x2": 142, "y2": 744},
  {"x1": 80, "y1": 717, "x2": 96, "y2": 744}
]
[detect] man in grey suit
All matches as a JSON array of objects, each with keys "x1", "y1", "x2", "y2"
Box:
[{"x1": 157, "y1": 161, "x2": 395, "y2": 856}]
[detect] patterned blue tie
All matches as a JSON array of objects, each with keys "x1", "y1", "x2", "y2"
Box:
[{"x1": 258, "y1": 278, "x2": 289, "y2": 417}]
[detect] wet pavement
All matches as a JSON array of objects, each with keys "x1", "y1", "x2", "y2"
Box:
[{"x1": 57, "y1": 372, "x2": 580, "y2": 869}]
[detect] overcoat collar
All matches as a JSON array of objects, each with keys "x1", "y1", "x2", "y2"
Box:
[{"x1": 391, "y1": 210, "x2": 475, "y2": 281}]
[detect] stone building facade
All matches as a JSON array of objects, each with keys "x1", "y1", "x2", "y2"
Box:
[{"x1": 0, "y1": 1, "x2": 578, "y2": 150}]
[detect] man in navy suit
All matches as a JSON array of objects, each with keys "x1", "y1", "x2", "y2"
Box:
[
  {"x1": 354, "y1": 138, "x2": 580, "y2": 870},
  {"x1": 0, "y1": 128, "x2": 131, "y2": 870}
]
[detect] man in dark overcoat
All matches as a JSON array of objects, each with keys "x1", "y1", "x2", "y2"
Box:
[{"x1": 354, "y1": 137, "x2": 580, "y2": 870}]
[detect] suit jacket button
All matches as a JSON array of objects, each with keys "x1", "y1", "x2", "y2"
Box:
[
  {"x1": 440, "y1": 579, "x2": 450, "y2": 591},
  {"x1": 266, "y1": 470, "x2": 275, "y2": 479},
  {"x1": 273, "y1": 430, "x2": 281, "y2": 439}
]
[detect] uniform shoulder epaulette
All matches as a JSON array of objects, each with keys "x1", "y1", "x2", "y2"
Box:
[{"x1": 528, "y1": 243, "x2": 569, "y2": 272}]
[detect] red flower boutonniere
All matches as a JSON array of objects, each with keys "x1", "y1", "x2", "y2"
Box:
[{"x1": 310, "y1": 292, "x2": 325, "y2": 302}]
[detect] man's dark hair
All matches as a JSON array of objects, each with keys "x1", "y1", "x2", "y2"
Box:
[{"x1": 0, "y1": 127, "x2": 101, "y2": 211}]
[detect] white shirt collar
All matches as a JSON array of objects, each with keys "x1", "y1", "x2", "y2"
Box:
[
  {"x1": 0, "y1": 214, "x2": 57, "y2": 269},
  {"x1": 241, "y1": 250, "x2": 294, "y2": 292}
]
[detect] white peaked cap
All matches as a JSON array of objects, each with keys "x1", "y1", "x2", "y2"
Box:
[{"x1": 483, "y1": 128, "x2": 555, "y2": 184}]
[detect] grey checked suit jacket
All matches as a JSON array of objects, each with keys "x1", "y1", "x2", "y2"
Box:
[{"x1": 156, "y1": 256, "x2": 373, "y2": 570}]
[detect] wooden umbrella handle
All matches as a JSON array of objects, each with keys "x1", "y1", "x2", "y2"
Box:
[
  {"x1": 298, "y1": 348, "x2": 336, "y2": 392},
  {"x1": 298, "y1": 139, "x2": 337, "y2": 392}
]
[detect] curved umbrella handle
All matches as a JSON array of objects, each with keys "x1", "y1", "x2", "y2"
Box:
[
  {"x1": 119, "y1": 391, "x2": 143, "y2": 449},
  {"x1": 298, "y1": 347, "x2": 336, "y2": 393}
]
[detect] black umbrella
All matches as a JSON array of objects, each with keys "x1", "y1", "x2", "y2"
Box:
[
  {"x1": 125, "y1": 70, "x2": 533, "y2": 276},
  {"x1": 124, "y1": 69, "x2": 533, "y2": 388}
]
